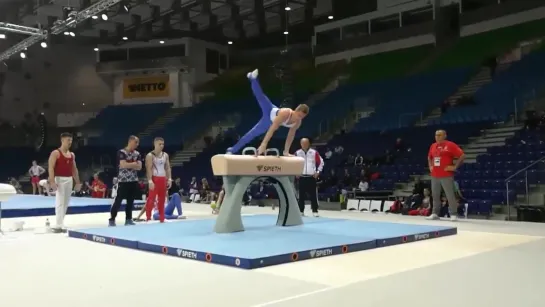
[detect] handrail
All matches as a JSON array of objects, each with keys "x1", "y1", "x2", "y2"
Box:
[
  {"x1": 504, "y1": 156, "x2": 545, "y2": 182},
  {"x1": 505, "y1": 155, "x2": 545, "y2": 221}
]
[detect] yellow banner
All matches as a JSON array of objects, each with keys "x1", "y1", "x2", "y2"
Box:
[{"x1": 122, "y1": 75, "x2": 170, "y2": 99}]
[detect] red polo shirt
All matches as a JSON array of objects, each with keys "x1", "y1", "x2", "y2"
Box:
[
  {"x1": 428, "y1": 140, "x2": 463, "y2": 178},
  {"x1": 91, "y1": 180, "x2": 106, "y2": 198}
]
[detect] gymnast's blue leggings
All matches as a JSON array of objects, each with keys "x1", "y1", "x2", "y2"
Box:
[
  {"x1": 153, "y1": 193, "x2": 182, "y2": 220},
  {"x1": 229, "y1": 78, "x2": 278, "y2": 154}
]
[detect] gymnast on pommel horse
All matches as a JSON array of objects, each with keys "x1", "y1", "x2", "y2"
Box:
[{"x1": 226, "y1": 69, "x2": 309, "y2": 156}]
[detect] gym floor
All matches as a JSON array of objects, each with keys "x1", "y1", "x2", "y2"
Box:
[{"x1": 1, "y1": 204, "x2": 543, "y2": 307}]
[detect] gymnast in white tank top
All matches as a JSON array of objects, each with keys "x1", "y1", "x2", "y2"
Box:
[
  {"x1": 270, "y1": 107, "x2": 296, "y2": 128},
  {"x1": 151, "y1": 152, "x2": 167, "y2": 177}
]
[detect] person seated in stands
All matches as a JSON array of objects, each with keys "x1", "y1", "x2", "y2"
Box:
[
  {"x1": 188, "y1": 177, "x2": 199, "y2": 202},
  {"x1": 404, "y1": 177, "x2": 425, "y2": 206},
  {"x1": 91, "y1": 174, "x2": 107, "y2": 198},
  {"x1": 334, "y1": 145, "x2": 344, "y2": 154},
  {"x1": 358, "y1": 179, "x2": 369, "y2": 192},
  {"x1": 169, "y1": 177, "x2": 181, "y2": 196},
  {"x1": 324, "y1": 148, "x2": 332, "y2": 160},
  {"x1": 408, "y1": 188, "x2": 432, "y2": 216},
  {"x1": 200, "y1": 178, "x2": 211, "y2": 203},
  {"x1": 439, "y1": 195, "x2": 451, "y2": 218},
  {"x1": 9, "y1": 177, "x2": 23, "y2": 194},
  {"x1": 253, "y1": 181, "x2": 268, "y2": 200},
  {"x1": 212, "y1": 186, "x2": 225, "y2": 215},
  {"x1": 387, "y1": 196, "x2": 404, "y2": 214},
  {"x1": 354, "y1": 153, "x2": 363, "y2": 166}
]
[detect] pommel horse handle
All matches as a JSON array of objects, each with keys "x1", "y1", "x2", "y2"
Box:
[
  {"x1": 241, "y1": 147, "x2": 280, "y2": 157},
  {"x1": 266, "y1": 148, "x2": 280, "y2": 157},
  {"x1": 242, "y1": 147, "x2": 257, "y2": 155}
]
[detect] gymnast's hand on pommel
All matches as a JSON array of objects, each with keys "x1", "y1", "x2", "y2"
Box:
[{"x1": 257, "y1": 143, "x2": 267, "y2": 156}]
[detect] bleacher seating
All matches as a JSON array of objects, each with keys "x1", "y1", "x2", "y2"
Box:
[
  {"x1": 430, "y1": 52, "x2": 545, "y2": 125},
  {"x1": 85, "y1": 103, "x2": 173, "y2": 146}
]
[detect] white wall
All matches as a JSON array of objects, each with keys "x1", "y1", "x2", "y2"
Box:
[
  {"x1": 0, "y1": 45, "x2": 113, "y2": 124},
  {"x1": 113, "y1": 72, "x2": 180, "y2": 106}
]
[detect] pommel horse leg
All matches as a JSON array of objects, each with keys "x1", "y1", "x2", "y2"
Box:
[{"x1": 211, "y1": 147, "x2": 304, "y2": 234}]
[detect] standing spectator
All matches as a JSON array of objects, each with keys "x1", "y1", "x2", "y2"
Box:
[
  {"x1": 109, "y1": 135, "x2": 142, "y2": 227},
  {"x1": 427, "y1": 130, "x2": 465, "y2": 221},
  {"x1": 29, "y1": 160, "x2": 45, "y2": 195},
  {"x1": 295, "y1": 138, "x2": 324, "y2": 217}
]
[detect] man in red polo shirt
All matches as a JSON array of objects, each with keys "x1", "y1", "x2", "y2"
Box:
[{"x1": 427, "y1": 129, "x2": 465, "y2": 221}]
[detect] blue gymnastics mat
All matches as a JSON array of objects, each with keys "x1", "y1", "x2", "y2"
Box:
[
  {"x1": 69, "y1": 214, "x2": 457, "y2": 269},
  {"x1": 0, "y1": 195, "x2": 145, "y2": 218}
]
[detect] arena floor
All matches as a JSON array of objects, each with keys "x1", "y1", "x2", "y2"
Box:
[{"x1": 1, "y1": 203, "x2": 543, "y2": 307}]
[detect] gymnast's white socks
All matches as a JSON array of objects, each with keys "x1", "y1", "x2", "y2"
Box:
[{"x1": 247, "y1": 69, "x2": 259, "y2": 80}]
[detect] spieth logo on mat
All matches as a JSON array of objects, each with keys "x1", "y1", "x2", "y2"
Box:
[
  {"x1": 309, "y1": 248, "x2": 333, "y2": 258},
  {"x1": 176, "y1": 249, "x2": 198, "y2": 259},
  {"x1": 92, "y1": 235, "x2": 106, "y2": 243},
  {"x1": 256, "y1": 165, "x2": 282, "y2": 172},
  {"x1": 414, "y1": 233, "x2": 430, "y2": 241}
]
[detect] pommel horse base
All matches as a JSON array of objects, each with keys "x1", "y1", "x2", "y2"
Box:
[{"x1": 210, "y1": 147, "x2": 304, "y2": 233}]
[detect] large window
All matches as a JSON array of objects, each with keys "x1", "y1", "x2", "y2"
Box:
[{"x1": 99, "y1": 44, "x2": 186, "y2": 62}]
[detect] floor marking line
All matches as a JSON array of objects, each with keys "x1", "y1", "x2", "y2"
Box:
[{"x1": 249, "y1": 282, "x2": 357, "y2": 307}]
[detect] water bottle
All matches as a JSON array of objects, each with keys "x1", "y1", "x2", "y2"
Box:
[{"x1": 45, "y1": 218, "x2": 50, "y2": 229}]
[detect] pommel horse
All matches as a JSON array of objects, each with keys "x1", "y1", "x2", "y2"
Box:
[{"x1": 210, "y1": 147, "x2": 304, "y2": 233}]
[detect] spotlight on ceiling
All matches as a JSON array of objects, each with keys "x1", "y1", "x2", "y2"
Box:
[
  {"x1": 40, "y1": 42, "x2": 47, "y2": 48},
  {"x1": 228, "y1": 41, "x2": 233, "y2": 45},
  {"x1": 0, "y1": 34, "x2": 6, "y2": 39},
  {"x1": 64, "y1": 31, "x2": 69, "y2": 35},
  {"x1": 328, "y1": 15, "x2": 334, "y2": 20},
  {"x1": 285, "y1": 7, "x2": 291, "y2": 11},
  {"x1": 122, "y1": 36, "x2": 128, "y2": 40},
  {"x1": 159, "y1": 40, "x2": 165, "y2": 44},
  {"x1": 94, "y1": 48, "x2": 99, "y2": 51},
  {"x1": 283, "y1": 31, "x2": 289, "y2": 35},
  {"x1": 101, "y1": 14, "x2": 108, "y2": 21},
  {"x1": 69, "y1": 32, "x2": 75, "y2": 37},
  {"x1": 20, "y1": 52, "x2": 26, "y2": 59},
  {"x1": 92, "y1": 15, "x2": 98, "y2": 19}
]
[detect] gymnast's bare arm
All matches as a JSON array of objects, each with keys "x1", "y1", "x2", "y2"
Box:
[
  {"x1": 48, "y1": 150, "x2": 59, "y2": 190},
  {"x1": 284, "y1": 121, "x2": 301, "y2": 156},
  {"x1": 257, "y1": 109, "x2": 290, "y2": 155}
]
